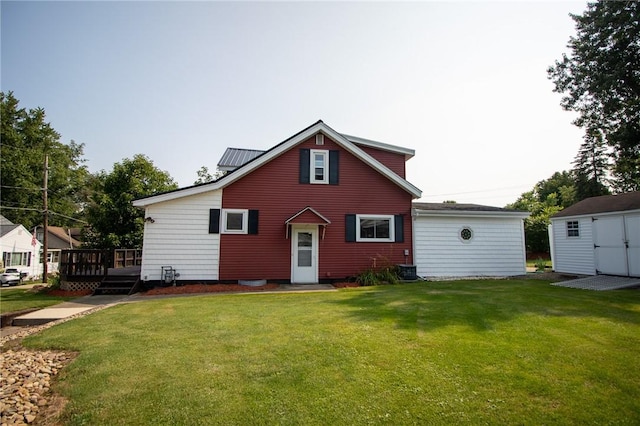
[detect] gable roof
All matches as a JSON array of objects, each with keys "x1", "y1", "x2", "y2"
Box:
[
  {"x1": 0, "y1": 215, "x2": 14, "y2": 226},
  {"x1": 0, "y1": 224, "x2": 20, "y2": 238},
  {"x1": 342, "y1": 134, "x2": 415, "y2": 160},
  {"x1": 47, "y1": 226, "x2": 82, "y2": 249},
  {"x1": 552, "y1": 191, "x2": 640, "y2": 218},
  {"x1": 285, "y1": 206, "x2": 331, "y2": 225},
  {"x1": 413, "y1": 202, "x2": 530, "y2": 218},
  {"x1": 134, "y1": 120, "x2": 422, "y2": 207}
]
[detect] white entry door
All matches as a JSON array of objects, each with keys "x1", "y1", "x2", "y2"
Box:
[{"x1": 291, "y1": 226, "x2": 318, "y2": 284}]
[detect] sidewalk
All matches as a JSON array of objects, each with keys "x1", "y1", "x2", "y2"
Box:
[{"x1": 10, "y1": 294, "x2": 130, "y2": 327}]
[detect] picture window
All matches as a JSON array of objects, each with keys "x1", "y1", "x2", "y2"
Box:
[{"x1": 356, "y1": 215, "x2": 394, "y2": 242}]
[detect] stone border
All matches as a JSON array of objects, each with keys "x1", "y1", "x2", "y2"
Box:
[{"x1": 1, "y1": 305, "x2": 110, "y2": 425}]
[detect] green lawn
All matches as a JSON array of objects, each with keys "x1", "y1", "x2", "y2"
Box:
[
  {"x1": 25, "y1": 280, "x2": 640, "y2": 425},
  {"x1": 0, "y1": 288, "x2": 75, "y2": 314}
]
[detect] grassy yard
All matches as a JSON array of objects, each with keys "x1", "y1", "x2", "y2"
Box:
[
  {"x1": 25, "y1": 280, "x2": 640, "y2": 425},
  {"x1": 0, "y1": 287, "x2": 75, "y2": 314}
]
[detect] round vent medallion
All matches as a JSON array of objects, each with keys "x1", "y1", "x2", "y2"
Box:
[{"x1": 460, "y1": 227, "x2": 473, "y2": 242}]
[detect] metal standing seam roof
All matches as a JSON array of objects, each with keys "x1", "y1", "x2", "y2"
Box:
[
  {"x1": 217, "y1": 148, "x2": 266, "y2": 171},
  {"x1": 552, "y1": 191, "x2": 640, "y2": 218}
]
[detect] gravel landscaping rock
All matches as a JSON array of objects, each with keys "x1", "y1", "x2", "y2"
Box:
[{"x1": 1, "y1": 306, "x2": 108, "y2": 425}]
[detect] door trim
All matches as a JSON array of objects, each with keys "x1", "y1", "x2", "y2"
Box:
[{"x1": 290, "y1": 225, "x2": 318, "y2": 284}]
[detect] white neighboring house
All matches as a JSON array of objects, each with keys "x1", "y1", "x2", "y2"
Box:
[
  {"x1": 0, "y1": 215, "x2": 42, "y2": 279},
  {"x1": 413, "y1": 203, "x2": 530, "y2": 278},
  {"x1": 550, "y1": 191, "x2": 640, "y2": 277}
]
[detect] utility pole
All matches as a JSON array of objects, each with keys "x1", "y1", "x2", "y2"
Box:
[{"x1": 43, "y1": 155, "x2": 48, "y2": 284}]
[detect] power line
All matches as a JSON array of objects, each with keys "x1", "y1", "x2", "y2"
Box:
[
  {"x1": 0, "y1": 206, "x2": 88, "y2": 224},
  {"x1": 49, "y1": 211, "x2": 88, "y2": 224},
  {"x1": 0, "y1": 185, "x2": 43, "y2": 192}
]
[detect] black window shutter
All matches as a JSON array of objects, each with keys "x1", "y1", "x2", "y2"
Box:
[
  {"x1": 394, "y1": 214, "x2": 404, "y2": 243},
  {"x1": 299, "y1": 149, "x2": 310, "y2": 184},
  {"x1": 345, "y1": 214, "x2": 356, "y2": 242},
  {"x1": 329, "y1": 150, "x2": 339, "y2": 185},
  {"x1": 209, "y1": 209, "x2": 220, "y2": 234},
  {"x1": 248, "y1": 210, "x2": 259, "y2": 235}
]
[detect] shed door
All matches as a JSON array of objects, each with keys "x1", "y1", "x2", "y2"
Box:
[
  {"x1": 625, "y1": 215, "x2": 640, "y2": 277},
  {"x1": 594, "y1": 215, "x2": 640, "y2": 277}
]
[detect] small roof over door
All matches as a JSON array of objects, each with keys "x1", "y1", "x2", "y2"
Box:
[{"x1": 284, "y1": 207, "x2": 331, "y2": 239}]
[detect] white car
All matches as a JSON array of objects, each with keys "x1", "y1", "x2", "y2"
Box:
[{"x1": 0, "y1": 268, "x2": 22, "y2": 286}]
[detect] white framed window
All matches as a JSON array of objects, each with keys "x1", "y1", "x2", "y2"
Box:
[
  {"x1": 567, "y1": 220, "x2": 580, "y2": 237},
  {"x1": 3, "y1": 252, "x2": 31, "y2": 267},
  {"x1": 310, "y1": 149, "x2": 328, "y2": 184},
  {"x1": 222, "y1": 209, "x2": 248, "y2": 234},
  {"x1": 356, "y1": 214, "x2": 394, "y2": 242}
]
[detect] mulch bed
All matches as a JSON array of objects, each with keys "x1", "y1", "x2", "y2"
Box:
[
  {"x1": 333, "y1": 282, "x2": 360, "y2": 288},
  {"x1": 143, "y1": 283, "x2": 281, "y2": 295}
]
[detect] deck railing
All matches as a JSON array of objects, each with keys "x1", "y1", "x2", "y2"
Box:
[
  {"x1": 59, "y1": 249, "x2": 111, "y2": 279},
  {"x1": 114, "y1": 249, "x2": 142, "y2": 268}
]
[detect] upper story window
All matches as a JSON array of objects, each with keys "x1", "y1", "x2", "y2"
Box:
[
  {"x1": 300, "y1": 148, "x2": 339, "y2": 185},
  {"x1": 222, "y1": 209, "x2": 248, "y2": 234},
  {"x1": 311, "y1": 150, "x2": 328, "y2": 184},
  {"x1": 356, "y1": 214, "x2": 394, "y2": 242},
  {"x1": 566, "y1": 220, "x2": 580, "y2": 237}
]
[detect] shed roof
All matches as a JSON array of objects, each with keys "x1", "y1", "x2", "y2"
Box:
[{"x1": 552, "y1": 191, "x2": 640, "y2": 218}]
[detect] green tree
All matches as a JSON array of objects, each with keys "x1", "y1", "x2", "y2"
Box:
[
  {"x1": 573, "y1": 127, "x2": 611, "y2": 200},
  {"x1": 507, "y1": 172, "x2": 576, "y2": 253},
  {"x1": 1, "y1": 91, "x2": 90, "y2": 229},
  {"x1": 548, "y1": 1, "x2": 640, "y2": 192},
  {"x1": 194, "y1": 166, "x2": 214, "y2": 185},
  {"x1": 194, "y1": 165, "x2": 224, "y2": 185},
  {"x1": 84, "y1": 154, "x2": 178, "y2": 249}
]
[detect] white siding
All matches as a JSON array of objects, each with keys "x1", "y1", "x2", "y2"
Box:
[
  {"x1": 414, "y1": 216, "x2": 527, "y2": 277},
  {"x1": 550, "y1": 217, "x2": 595, "y2": 275},
  {"x1": 0, "y1": 226, "x2": 42, "y2": 278},
  {"x1": 140, "y1": 190, "x2": 222, "y2": 282}
]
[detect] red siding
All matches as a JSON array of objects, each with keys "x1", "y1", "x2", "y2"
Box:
[
  {"x1": 220, "y1": 135, "x2": 414, "y2": 281},
  {"x1": 358, "y1": 146, "x2": 406, "y2": 178}
]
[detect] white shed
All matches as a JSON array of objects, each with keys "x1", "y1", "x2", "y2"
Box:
[
  {"x1": 550, "y1": 191, "x2": 640, "y2": 277},
  {"x1": 412, "y1": 203, "x2": 529, "y2": 278}
]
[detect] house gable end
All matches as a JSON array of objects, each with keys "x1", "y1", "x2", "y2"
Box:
[{"x1": 133, "y1": 121, "x2": 422, "y2": 207}]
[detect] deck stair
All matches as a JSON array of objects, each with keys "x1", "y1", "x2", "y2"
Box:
[{"x1": 93, "y1": 275, "x2": 141, "y2": 295}]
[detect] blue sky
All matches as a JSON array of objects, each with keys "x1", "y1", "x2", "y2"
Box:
[{"x1": 2, "y1": 1, "x2": 587, "y2": 206}]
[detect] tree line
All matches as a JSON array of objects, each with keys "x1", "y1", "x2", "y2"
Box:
[
  {"x1": 513, "y1": 1, "x2": 639, "y2": 253},
  {"x1": 1, "y1": 1, "x2": 638, "y2": 254}
]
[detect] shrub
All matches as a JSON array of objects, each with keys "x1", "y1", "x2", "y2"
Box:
[
  {"x1": 355, "y1": 258, "x2": 401, "y2": 286},
  {"x1": 47, "y1": 273, "x2": 61, "y2": 290},
  {"x1": 534, "y1": 257, "x2": 547, "y2": 272}
]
